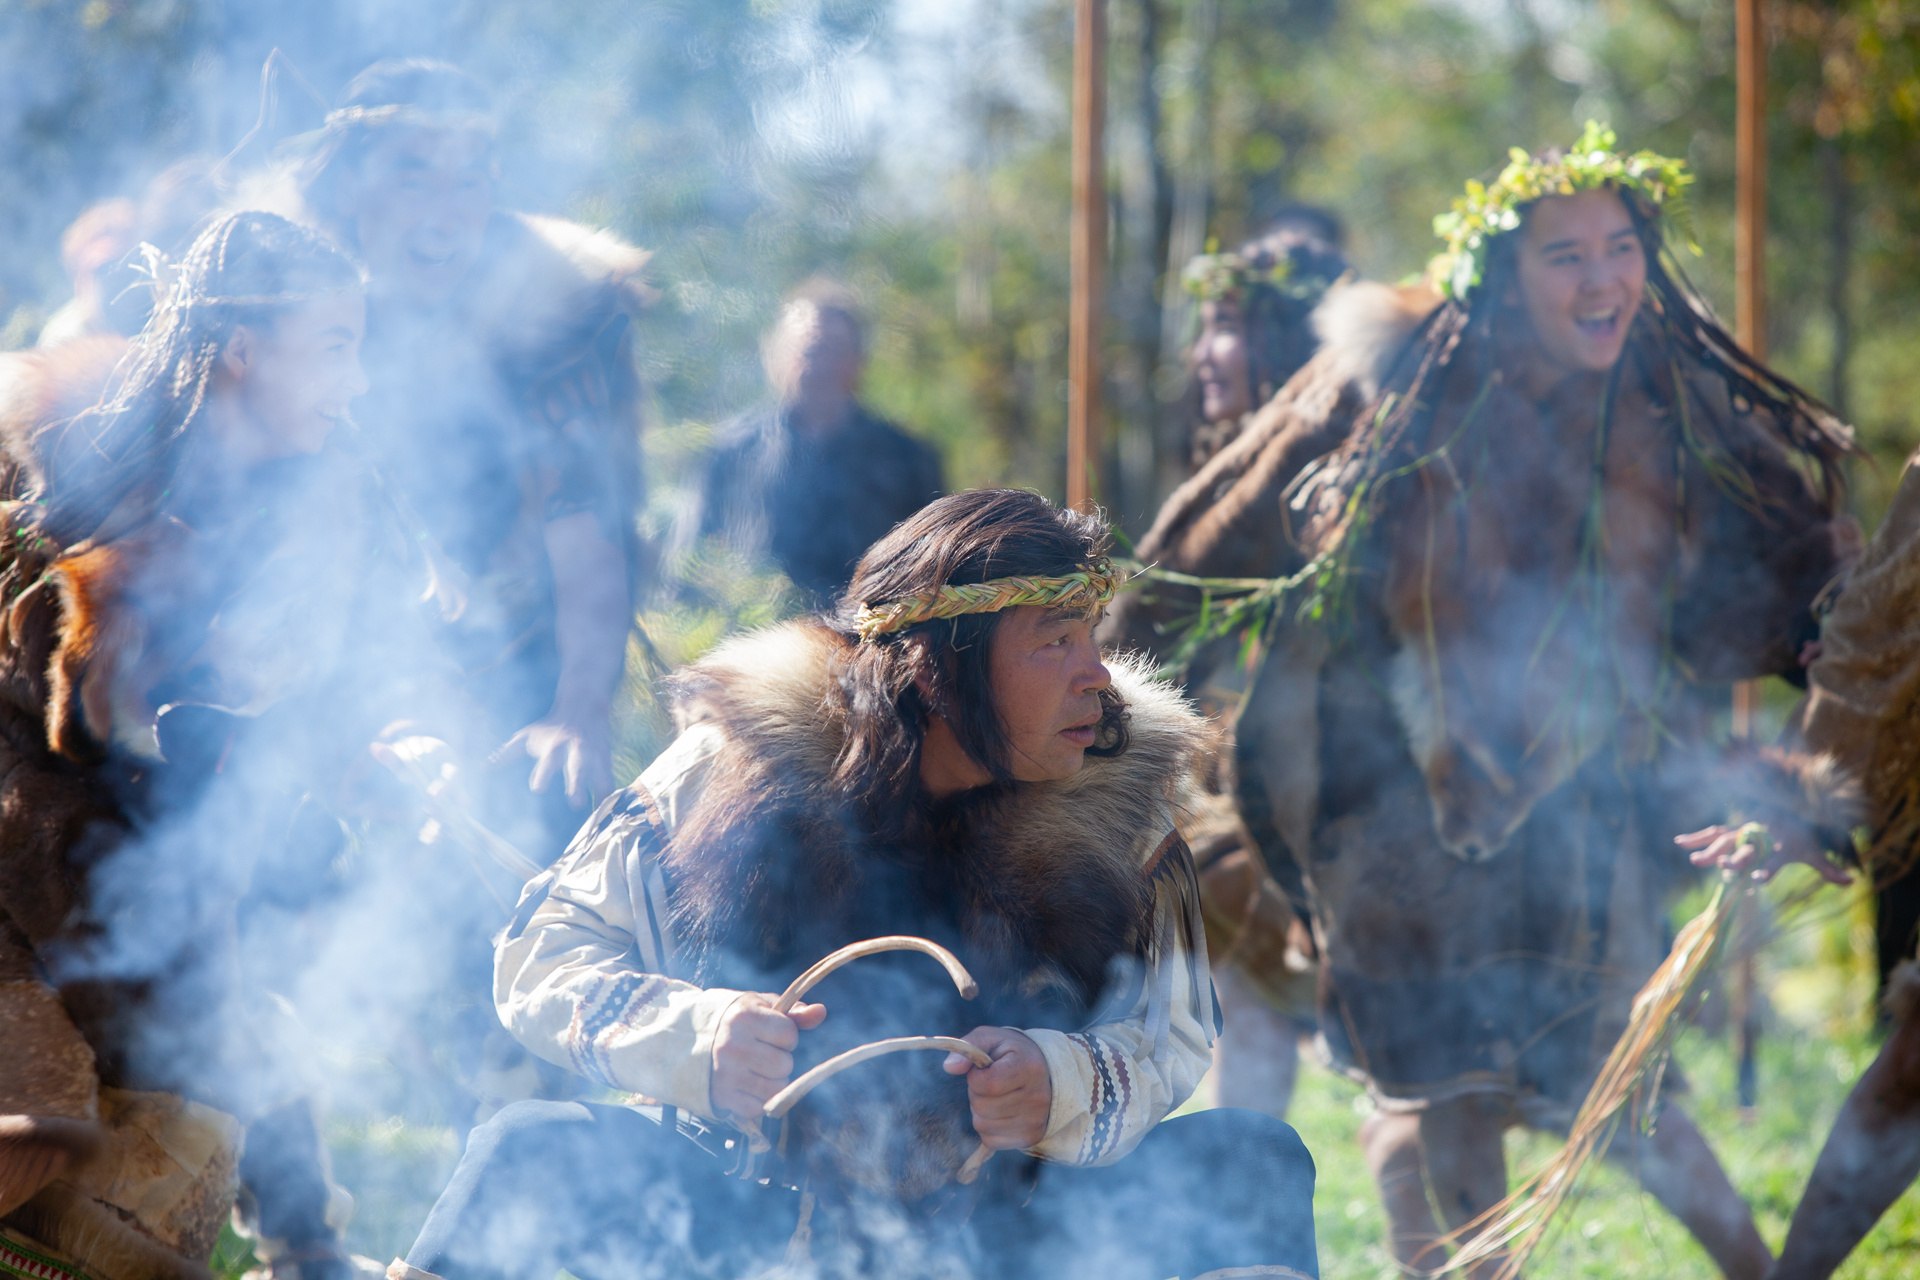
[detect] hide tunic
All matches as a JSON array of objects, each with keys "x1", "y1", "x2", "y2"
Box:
[{"x1": 1194, "y1": 281, "x2": 1854, "y2": 1116}]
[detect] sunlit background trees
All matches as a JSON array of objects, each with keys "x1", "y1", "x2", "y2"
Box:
[{"x1": 4, "y1": 2, "x2": 1918, "y2": 1273}]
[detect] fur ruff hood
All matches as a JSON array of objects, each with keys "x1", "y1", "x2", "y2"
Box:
[{"x1": 661, "y1": 619, "x2": 1209, "y2": 1018}]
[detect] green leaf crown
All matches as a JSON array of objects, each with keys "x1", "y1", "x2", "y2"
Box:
[
  {"x1": 1427, "y1": 120, "x2": 1697, "y2": 301},
  {"x1": 1180, "y1": 247, "x2": 1297, "y2": 303}
]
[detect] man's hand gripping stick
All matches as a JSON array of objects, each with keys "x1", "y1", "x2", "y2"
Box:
[{"x1": 741, "y1": 936, "x2": 999, "y2": 1185}]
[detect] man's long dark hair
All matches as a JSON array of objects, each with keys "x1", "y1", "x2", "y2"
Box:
[{"x1": 829, "y1": 489, "x2": 1129, "y2": 835}]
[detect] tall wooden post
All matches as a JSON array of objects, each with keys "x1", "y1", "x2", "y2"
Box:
[
  {"x1": 1067, "y1": 0, "x2": 1106, "y2": 512},
  {"x1": 1735, "y1": 0, "x2": 1768, "y2": 368},
  {"x1": 1731, "y1": 0, "x2": 1768, "y2": 1114},
  {"x1": 1731, "y1": 0, "x2": 1768, "y2": 744}
]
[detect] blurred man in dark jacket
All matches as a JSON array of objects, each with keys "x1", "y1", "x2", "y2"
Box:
[{"x1": 682, "y1": 281, "x2": 943, "y2": 602}]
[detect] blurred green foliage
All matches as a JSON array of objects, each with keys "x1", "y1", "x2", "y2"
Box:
[{"x1": 7, "y1": 0, "x2": 1916, "y2": 538}]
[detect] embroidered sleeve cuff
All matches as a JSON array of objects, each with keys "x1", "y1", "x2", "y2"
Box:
[
  {"x1": 593, "y1": 984, "x2": 742, "y2": 1122},
  {"x1": 1022, "y1": 1027, "x2": 1096, "y2": 1163}
]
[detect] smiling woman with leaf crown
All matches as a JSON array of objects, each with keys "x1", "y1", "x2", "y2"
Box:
[{"x1": 1118, "y1": 123, "x2": 1862, "y2": 1278}]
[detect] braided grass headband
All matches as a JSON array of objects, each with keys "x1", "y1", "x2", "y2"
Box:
[{"x1": 855, "y1": 560, "x2": 1121, "y2": 643}]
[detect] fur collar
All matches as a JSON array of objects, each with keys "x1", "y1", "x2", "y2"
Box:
[
  {"x1": 1312, "y1": 279, "x2": 1441, "y2": 401},
  {"x1": 662, "y1": 619, "x2": 1206, "y2": 1011},
  {"x1": 0, "y1": 336, "x2": 128, "y2": 500}
]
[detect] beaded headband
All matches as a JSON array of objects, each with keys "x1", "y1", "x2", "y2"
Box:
[{"x1": 855, "y1": 560, "x2": 1120, "y2": 643}]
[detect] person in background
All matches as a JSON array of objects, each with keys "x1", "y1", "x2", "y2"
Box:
[
  {"x1": 34, "y1": 198, "x2": 137, "y2": 349},
  {"x1": 1183, "y1": 205, "x2": 1347, "y2": 468},
  {"x1": 680, "y1": 279, "x2": 944, "y2": 604},
  {"x1": 289, "y1": 58, "x2": 647, "y2": 846},
  {"x1": 1100, "y1": 206, "x2": 1350, "y2": 1128}
]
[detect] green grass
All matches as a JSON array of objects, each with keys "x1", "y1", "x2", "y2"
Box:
[
  {"x1": 1274, "y1": 866, "x2": 1920, "y2": 1279},
  {"x1": 1282, "y1": 1025, "x2": 1920, "y2": 1280}
]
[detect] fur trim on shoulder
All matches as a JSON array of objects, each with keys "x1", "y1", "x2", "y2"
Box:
[
  {"x1": 41, "y1": 519, "x2": 200, "y2": 764},
  {"x1": 1312, "y1": 280, "x2": 1441, "y2": 401},
  {"x1": 672, "y1": 618, "x2": 1209, "y2": 855},
  {"x1": 518, "y1": 213, "x2": 656, "y2": 311},
  {"x1": 45, "y1": 541, "x2": 151, "y2": 763},
  {"x1": 670, "y1": 618, "x2": 844, "y2": 775},
  {"x1": 463, "y1": 211, "x2": 653, "y2": 376}
]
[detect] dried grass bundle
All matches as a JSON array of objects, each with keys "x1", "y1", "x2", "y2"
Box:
[{"x1": 1427, "y1": 876, "x2": 1745, "y2": 1278}]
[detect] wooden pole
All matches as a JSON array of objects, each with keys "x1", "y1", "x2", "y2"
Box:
[
  {"x1": 1730, "y1": 0, "x2": 1769, "y2": 743},
  {"x1": 1731, "y1": 0, "x2": 1766, "y2": 745},
  {"x1": 1731, "y1": 0, "x2": 1767, "y2": 1112},
  {"x1": 1067, "y1": 0, "x2": 1106, "y2": 512}
]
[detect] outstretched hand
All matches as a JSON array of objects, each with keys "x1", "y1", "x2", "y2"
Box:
[
  {"x1": 495, "y1": 714, "x2": 614, "y2": 809},
  {"x1": 710, "y1": 993, "x2": 828, "y2": 1125},
  {"x1": 943, "y1": 1026, "x2": 1052, "y2": 1150},
  {"x1": 1677, "y1": 819, "x2": 1853, "y2": 886}
]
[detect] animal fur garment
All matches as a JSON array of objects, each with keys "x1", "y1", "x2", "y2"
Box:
[
  {"x1": 0, "y1": 344, "x2": 249, "y2": 1280},
  {"x1": 669, "y1": 621, "x2": 1207, "y2": 1196},
  {"x1": 663, "y1": 622, "x2": 1201, "y2": 999},
  {"x1": 498, "y1": 618, "x2": 1218, "y2": 1201},
  {"x1": 0, "y1": 330, "x2": 452, "y2": 1280},
  {"x1": 1113, "y1": 269, "x2": 1858, "y2": 1109}
]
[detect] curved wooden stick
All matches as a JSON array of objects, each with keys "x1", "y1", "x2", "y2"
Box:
[
  {"x1": 765, "y1": 1035, "x2": 990, "y2": 1119},
  {"x1": 956, "y1": 1141, "x2": 994, "y2": 1185},
  {"x1": 774, "y1": 936, "x2": 979, "y2": 1013},
  {"x1": 741, "y1": 937, "x2": 982, "y2": 1160}
]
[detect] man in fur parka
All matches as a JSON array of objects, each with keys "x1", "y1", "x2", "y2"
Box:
[{"x1": 393, "y1": 490, "x2": 1320, "y2": 1280}]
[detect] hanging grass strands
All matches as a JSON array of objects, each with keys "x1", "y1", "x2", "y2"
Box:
[
  {"x1": 1425, "y1": 870, "x2": 1752, "y2": 1278},
  {"x1": 1112, "y1": 556, "x2": 1330, "y2": 679}
]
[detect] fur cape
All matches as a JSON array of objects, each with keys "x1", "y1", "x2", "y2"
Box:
[{"x1": 657, "y1": 620, "x2": 1207, "y2": 1195}]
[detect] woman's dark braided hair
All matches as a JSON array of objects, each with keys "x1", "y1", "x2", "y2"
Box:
[
  {"x1": 1239, "y1": 239, "x2": 1350, "y2": 409},
  {"x1": 16, "y1": 210, "x2": 363, "y2": 554}
]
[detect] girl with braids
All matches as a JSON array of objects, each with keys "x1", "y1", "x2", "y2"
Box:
[
  {"x1": 0, "y1": 211, "x2": 446, "y2": 1280},
  {"x1": 1163, "y1": 124, "x2": 1861, "y2": 1277}
]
